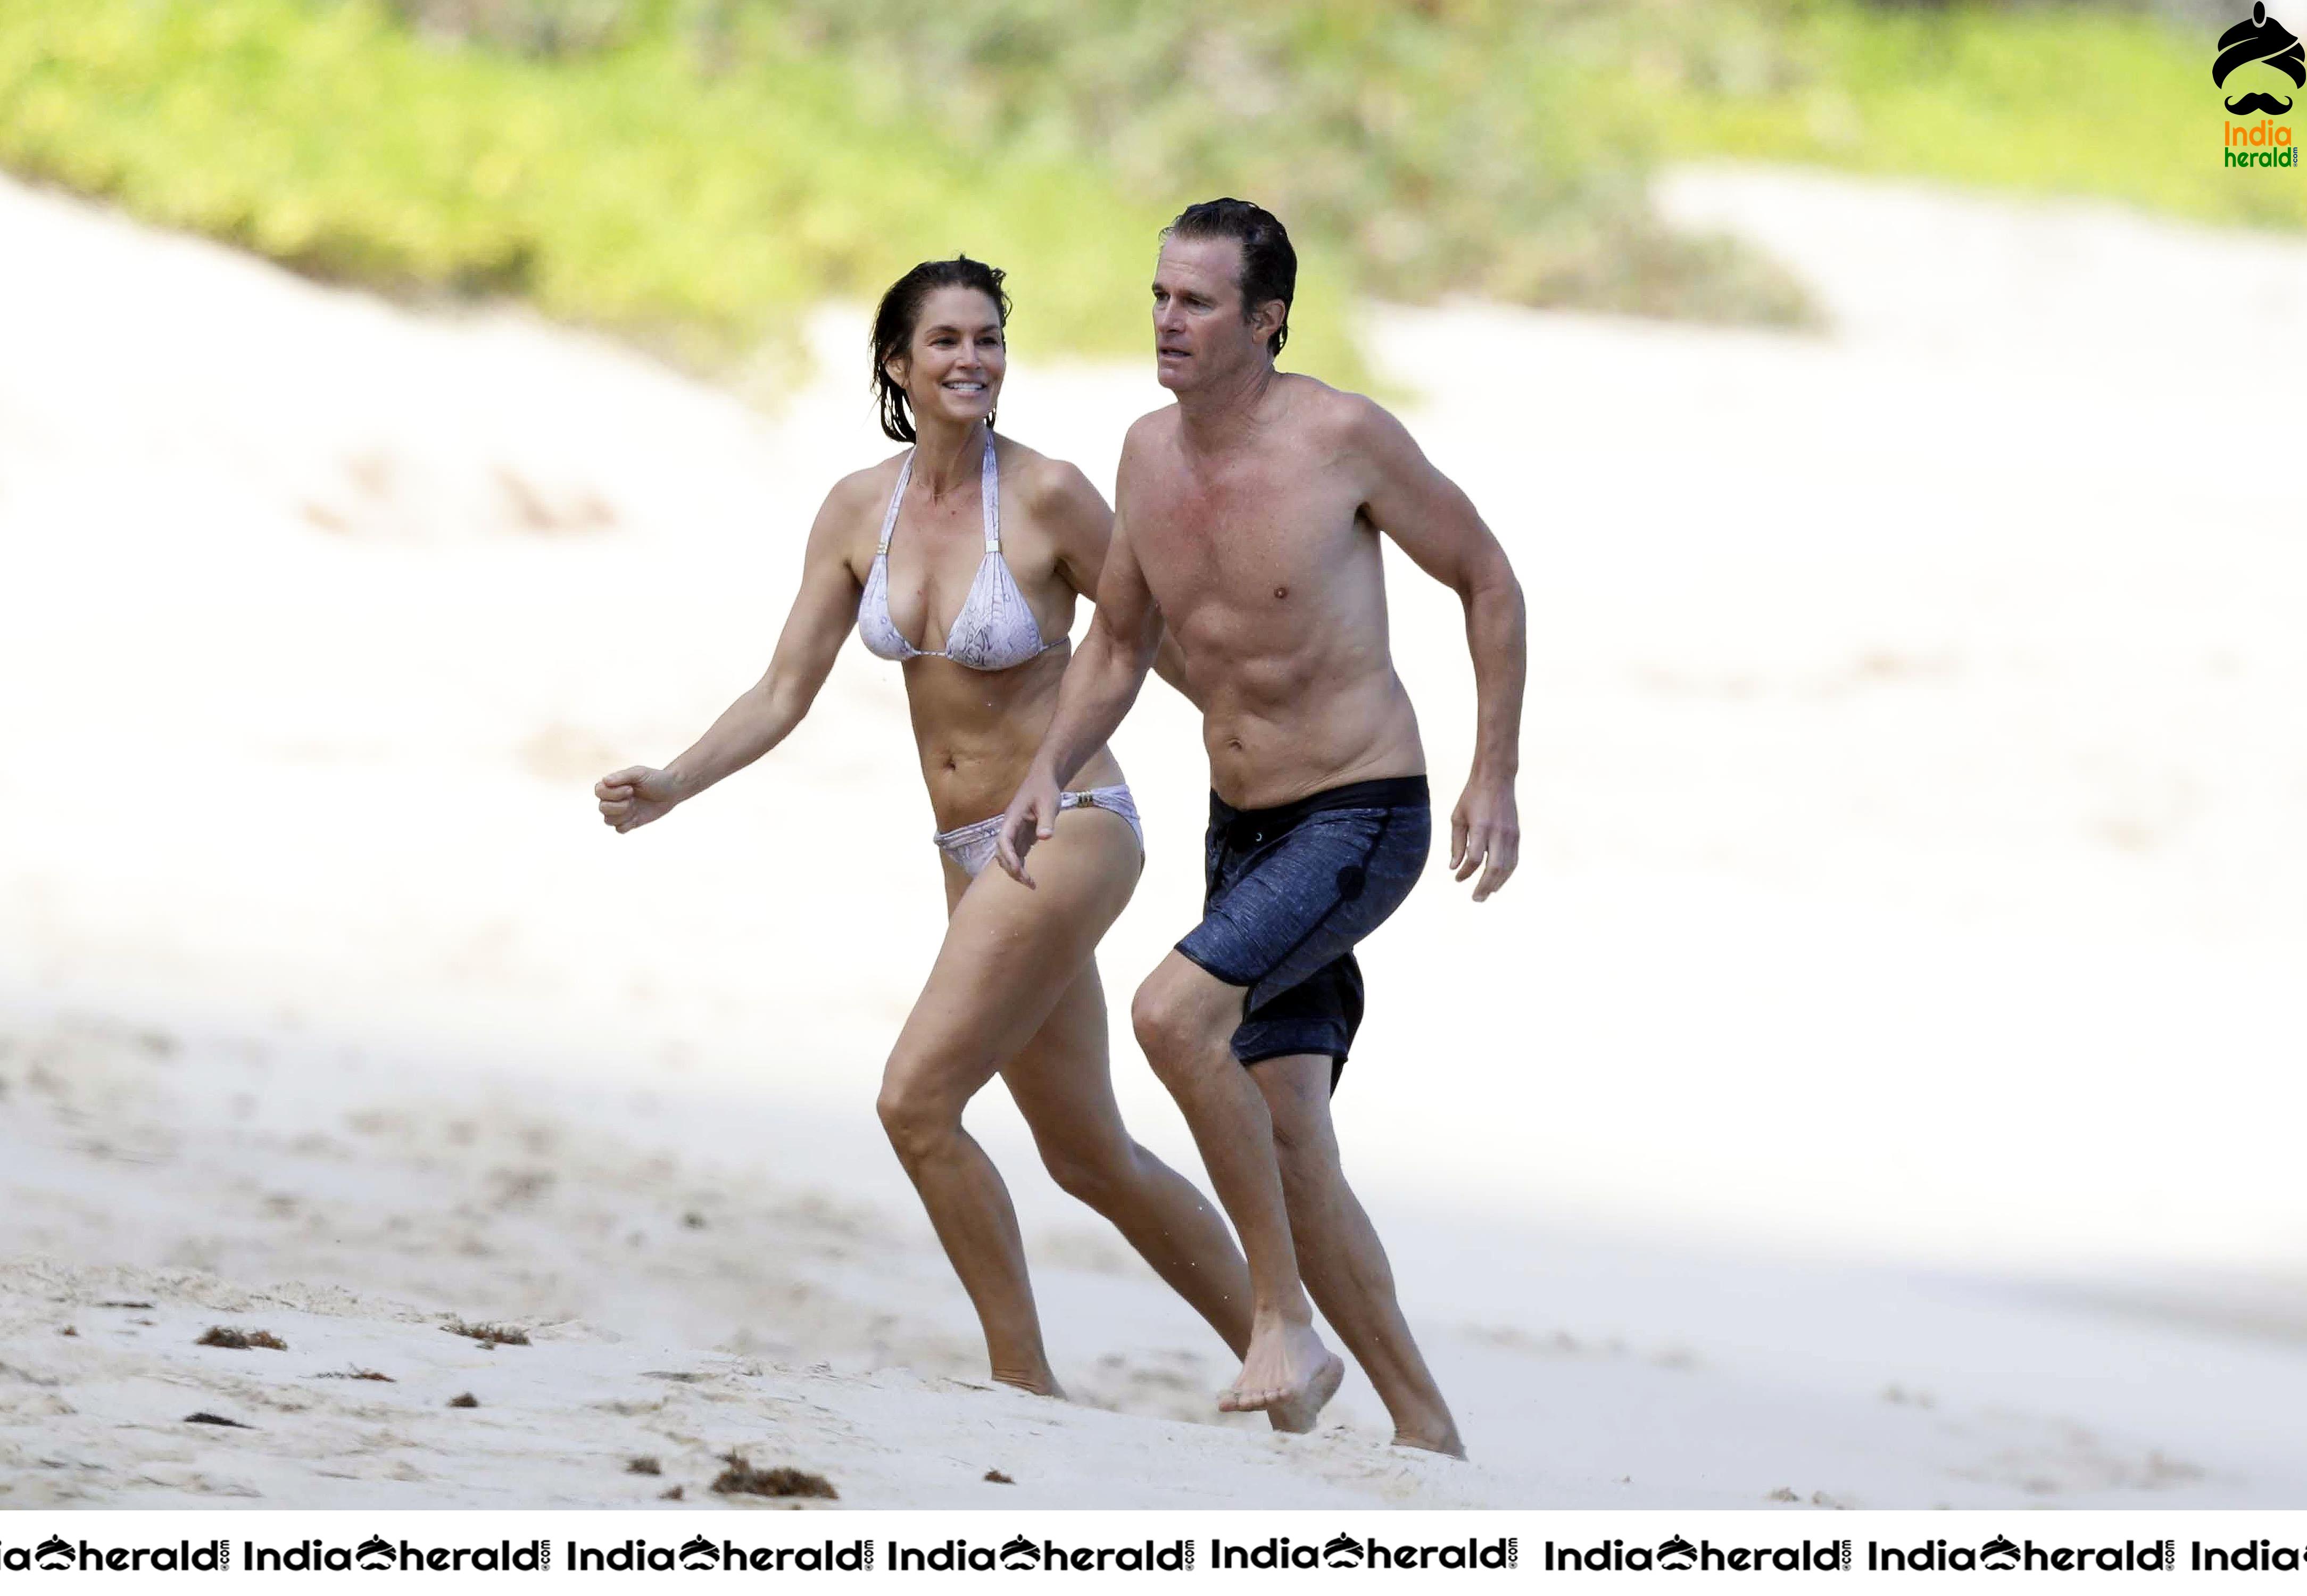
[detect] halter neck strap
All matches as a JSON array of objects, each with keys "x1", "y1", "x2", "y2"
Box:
[
  {"x1": 874, "y1": 455, "x2": 910, "y2": 555},
  {"x1": 980, "y1": 435, "x2": 1001, "y2": 553},
  {"x1": 876, "y1": 435, "x2": 1000, "y2": 556}
]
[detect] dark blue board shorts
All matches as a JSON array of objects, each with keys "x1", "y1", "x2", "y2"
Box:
[{"x1": 1175, "y1": 775, "x2": 1431, "y2": 1091}]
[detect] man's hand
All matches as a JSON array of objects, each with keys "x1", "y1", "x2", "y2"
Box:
[
  {"x1": 994, "y1": 766, "x2": 1064, "y2": 888},
  {"x1": 1449, "y1": 776, "x2": 1519, "y2": 901},
  {"x1": 596, "y1": 766, "x2": 685, "y2": 833}
]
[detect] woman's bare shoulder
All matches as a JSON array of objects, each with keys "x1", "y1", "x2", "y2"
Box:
[
  {"x1": 999, "y1": 437, "x2": 1106, "y2": 521},
  {"x1": 828, "y1": 450, "x2": 909, "y2": 510},
  {"x1": 811, "y1": 452, "x2": 907, "y2": 542}
]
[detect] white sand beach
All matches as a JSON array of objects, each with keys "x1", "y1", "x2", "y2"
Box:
[{"x1": 2, "y1": 165, "x2": 2303, "y2": 1508}]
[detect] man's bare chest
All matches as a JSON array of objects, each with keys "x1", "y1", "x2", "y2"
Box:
[{"x1": 1132, "y1": 464, "x2": 1369, "y2": 615}]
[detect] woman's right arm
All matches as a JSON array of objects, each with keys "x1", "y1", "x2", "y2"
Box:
[{"x1": 596, "y1": 481, "x2": 866, "y2": 832}]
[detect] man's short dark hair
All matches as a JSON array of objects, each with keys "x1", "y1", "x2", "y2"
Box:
[{"x1": 1163, "y1": 198, "x2": 1296, "y2": 358}]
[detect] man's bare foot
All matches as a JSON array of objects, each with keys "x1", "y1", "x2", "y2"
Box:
[
  {"x1": 1217, "y1": 1320, "x2": 1340, "y2": 1423},
  {"x1": 1265, "y1": 1353, "x2": 1344, "y2": 1434},
  {"x1": 1390, "y1": 1425, "x2": 1467, "y2": 1459},
  {"x1": 993, "y1": 1369, "x2": 1066, "y2": 1400}
]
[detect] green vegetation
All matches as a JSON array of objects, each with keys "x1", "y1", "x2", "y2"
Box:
[
  {"x1": 1640, "y1": 4, "x2": 2303, "y2": 232},
  {"x1": 0, "y1": 0, "x2": 1171, "y2": 371},
  {"x1": 0, "y1": 0, "x2": 2283, "y2": 381},
  {"x1": 777, "y1": 0, "x2": 1812, "y2": 323},
  {"x1": 0, "y1": 0, "x2": 1804, "y2": 383}
]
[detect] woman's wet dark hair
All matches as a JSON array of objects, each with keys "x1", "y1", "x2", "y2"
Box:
[
  {"x1": 870, "y1": 257, "x2": 1012, "y2": 443},
  {"x1": 1163, "y1": 198, "x2": 1295, "y2": 358}
]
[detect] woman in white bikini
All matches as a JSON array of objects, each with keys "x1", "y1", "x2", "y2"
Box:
[{"x1": 595, "y1": 259, "x2": 1272, "y2": 1408}]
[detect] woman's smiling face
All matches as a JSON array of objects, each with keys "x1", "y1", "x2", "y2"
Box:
[{"x1": 894, "y1": 286, "x2": 1006, "y2": 431}]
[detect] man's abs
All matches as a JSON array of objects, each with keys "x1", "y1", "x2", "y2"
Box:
[
  {"x1": 1197, "y1": 658, "x2": 1424, "y2": 811},
  {"x1": 1148, "y1": 533, "x2": 1427, "y2": 809},
  {"x1": 1124, "y1": 378, "x2": 1424, "y2": 807}
]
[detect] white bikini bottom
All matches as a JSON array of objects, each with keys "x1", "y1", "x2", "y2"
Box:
[{"x1": 933, "y1": 784, "x2": 1144, "y2": 879}]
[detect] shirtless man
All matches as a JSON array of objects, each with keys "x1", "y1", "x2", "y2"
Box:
[{"x1": 995, "y1": 200, "x2": 1525, "y2": 1456}]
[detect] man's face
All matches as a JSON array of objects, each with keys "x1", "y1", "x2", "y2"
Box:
[{"x1": 1151, "y1": 236, "x2": 1271, "y2": 392}]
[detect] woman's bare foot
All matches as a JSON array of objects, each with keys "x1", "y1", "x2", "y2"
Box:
[{"x1": 1217, "y1": 1319, "x2": 1341, "y2": 1423}]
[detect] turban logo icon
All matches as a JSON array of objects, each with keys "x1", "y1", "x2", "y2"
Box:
[{"x1": 2215, "y1": 3, "x2": 2304, "y2": 115}]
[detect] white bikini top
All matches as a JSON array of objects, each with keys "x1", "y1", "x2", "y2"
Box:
[{"x1": 856, "y1": 438, "x2": 1062, "y2": 672}]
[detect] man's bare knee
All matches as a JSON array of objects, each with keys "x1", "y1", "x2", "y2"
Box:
[
  {"x1": 1130, "y1": 974, "x2": 1229, "y2": 1088},
  {"x1": 1272, "y1": 1118, "x2": 1345, "y2": 1198},
  {"x1": 1127, "y1": 976, "x2": 1183, "y2": 1060},
  {"x1": 1038, "y1": 1136, "x2": 1137, "y2": 1210},
  {"x1": 1256, "y1": 1058, "x2": 1341, "y2": 1163}
]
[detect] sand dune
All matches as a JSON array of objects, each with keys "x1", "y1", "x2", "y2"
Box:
[{"x1": 3, "y1": 165, "x2": 2305, "y2": 1507}]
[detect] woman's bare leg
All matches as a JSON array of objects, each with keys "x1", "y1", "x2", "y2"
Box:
[
  {"x1": 1000, "y1": 955, "x2": 1255, "y2": 1361},
  {"x1": 874, "y1": 807, "x2": 1142, "y2": 1394}
]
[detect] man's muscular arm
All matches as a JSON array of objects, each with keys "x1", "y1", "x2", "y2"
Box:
[
  {"x1": 995, "y1": 486, "x2": 1166, "y2": 886},
  {"x1": 1039, "y1": 458, "x2": 1199, "y2": 708},
  {"x1": 1350, "y1": 397, "x2": 1527, "y2": 901}
]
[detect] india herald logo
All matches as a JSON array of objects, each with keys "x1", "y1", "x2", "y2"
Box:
[{"x1": 2217, "y1": 3, "x2": 2303, "y2": 115}]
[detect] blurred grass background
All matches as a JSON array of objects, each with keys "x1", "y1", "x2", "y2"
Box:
[{"x1": 0, "y1": 0, "x2": 2277, "y2": 380}]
